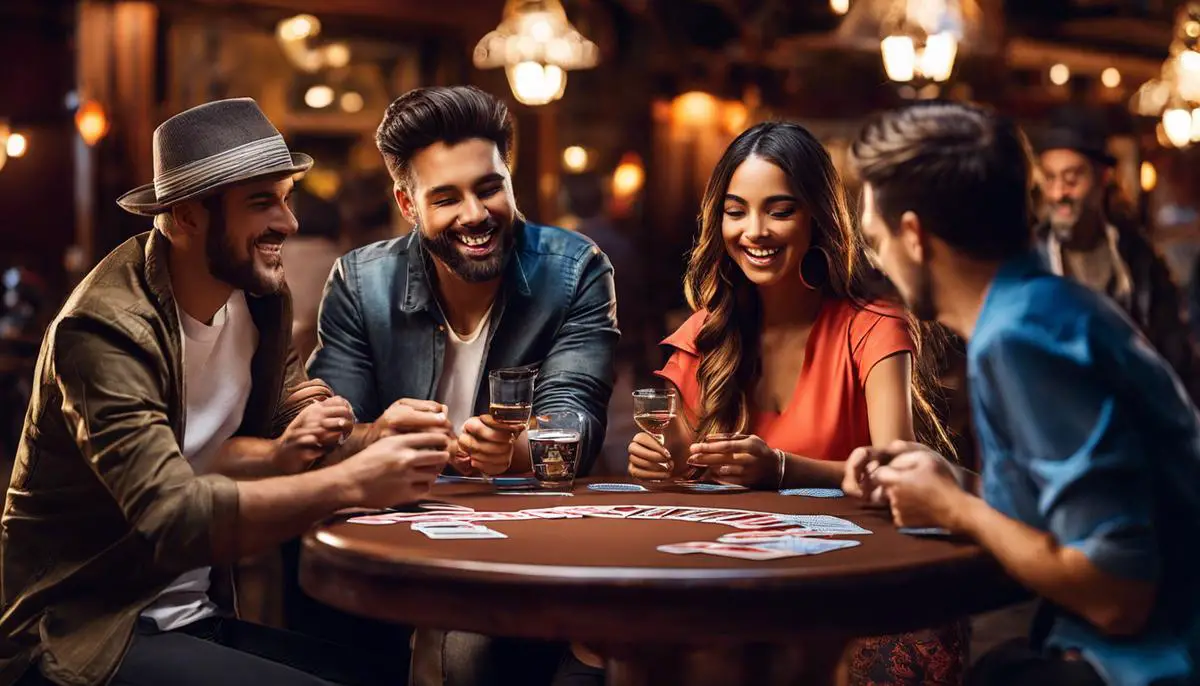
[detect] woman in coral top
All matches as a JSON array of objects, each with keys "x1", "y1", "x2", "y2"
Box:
[{"x1": 628, "y1": 122, "x2": 965, "y2": 685}]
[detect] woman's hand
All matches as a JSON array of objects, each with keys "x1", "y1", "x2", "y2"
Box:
[{"x1": 686, "y1": 434, "x2": 781, "y2": 489}]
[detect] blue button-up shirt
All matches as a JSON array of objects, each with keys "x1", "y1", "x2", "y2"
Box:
[
  {"x1": 307, "y1": 221, "x2": 619, "y2": 475},
  {"x1": 971, "y1": 253, "x2": 1200, "y2": 685}
]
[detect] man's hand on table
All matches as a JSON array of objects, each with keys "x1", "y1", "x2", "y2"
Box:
[
  {"x1": 459, "y1": 415, "x2": 521, "y2": 476},
  {"x1": 335, "y1": 432, "x2": 451, "y2": 508},
  {"x1": 272, "y1": 396, "x2": 355, "y2": 474},
  {"x1": 843, "y1": 441, "x2": 969, "y2": 531}
]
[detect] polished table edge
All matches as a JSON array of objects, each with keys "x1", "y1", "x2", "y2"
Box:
[{"x1": 299, "y1": 526, "x2": 1030, "y2": 643}]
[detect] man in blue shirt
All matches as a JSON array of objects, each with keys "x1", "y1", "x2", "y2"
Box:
[{"x1": 845, "y1": 100, "x2": 1200, "y2": 685}]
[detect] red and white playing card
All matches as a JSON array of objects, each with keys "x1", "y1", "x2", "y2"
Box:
[{"x1": 656, "y1": 541, "x2": 793, "y2": 560}]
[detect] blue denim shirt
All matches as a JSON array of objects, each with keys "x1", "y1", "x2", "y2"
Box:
[
  {"x1": 307, "y1": 221, "x2": 619, "y2": 475},
  {"x1": 971, "y1": 253, "x2": 1200, "y2": 686}
]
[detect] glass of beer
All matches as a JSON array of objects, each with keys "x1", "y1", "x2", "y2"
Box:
[
  {"x1": 632, "y1": 388, "x2": 677, "y2": 482},
  {"x1": 488, "y1": 368, "x2": 535, "y2": 429},
  {"x1": 528, "y1": 410, "x2": 584, "y2": 491},
  {"x1": 479, "y1": 367, "x2": 536, "y2": 483}
]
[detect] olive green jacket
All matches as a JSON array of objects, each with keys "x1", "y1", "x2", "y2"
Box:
[{"x1": 0, "y1": 230, "x2": 323, "y2": 685}]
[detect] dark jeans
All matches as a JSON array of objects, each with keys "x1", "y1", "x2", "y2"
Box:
[
  {"x1": 283, "y1": 538, "x2": 563, "y2": 686},
  {"x1": 18, "y1": 617, "x2": 396, "y2": 686},
  {"x1": 966, "y1": 638, "x2": 1104, "y2": 686}
]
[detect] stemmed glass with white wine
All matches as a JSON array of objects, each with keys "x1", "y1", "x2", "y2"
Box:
[{"x1": 632, "y1": 388, "x2": 678, "y2": 483}]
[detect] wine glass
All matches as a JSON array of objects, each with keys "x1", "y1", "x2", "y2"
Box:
[{"x1": 632, "y1": 388, "x2": 677, "y2": 482}]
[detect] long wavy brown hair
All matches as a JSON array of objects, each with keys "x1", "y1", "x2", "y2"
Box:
[{"x1": 684, "y1": 121, "x2": 955, "y2": 456}]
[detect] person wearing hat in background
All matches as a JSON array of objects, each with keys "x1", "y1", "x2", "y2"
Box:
[
  {"x1": 0, "y1": 98, "x2": 452, "y2": 686},
  {"x1": 1034, "y1": 106, "x2": 1198, "y2": 396}
]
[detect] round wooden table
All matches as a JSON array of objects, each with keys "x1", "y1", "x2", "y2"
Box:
[{"x1": 301, "y1": 478, "x2": 1026, "y2": 685}]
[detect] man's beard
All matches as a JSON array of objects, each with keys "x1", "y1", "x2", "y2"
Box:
[
  {"x1": 421, "y1": 217, "x2": 514, "y2": 284},
  {"x1": 206, "y1": 208, "x2": 286, "y2": 296},
  {"x1": 1047, "y1": 198, "x2": 1082, "y2": 241},
  {"x1": 903, "y1": 261, "x2": 938, "y2": 323}
]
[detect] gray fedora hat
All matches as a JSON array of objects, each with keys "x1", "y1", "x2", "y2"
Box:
[{"x1": 117, "y1": 98, "x2": 313, "y2": 216}]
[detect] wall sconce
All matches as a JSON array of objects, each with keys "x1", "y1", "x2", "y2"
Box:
[
  {"x1": 76, "y1": 100, "x2": 109, "y2": 147},
  {"x1": 276, "y1": 14, "x2": 351, "y2": 73},
  {"x1": 473, "y1": 0, "x2": 600, "y2": 106},
  {"x1": 0, "y1": 121, "x2": 27, "y2": 174},
  {"x1": 880, "y1": 0, "x2": 962, "y2": 86},
  {"x1": 612, "y1": 152, "x2": 644, "y2": 198}
]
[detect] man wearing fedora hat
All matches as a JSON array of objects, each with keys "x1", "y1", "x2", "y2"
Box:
[
  {"x1": 1, "y1": 98, "x2": 452, "y2": 686},
  {"x1": 1034, "y1": 106, "x2": 1197, "y2": 393}
]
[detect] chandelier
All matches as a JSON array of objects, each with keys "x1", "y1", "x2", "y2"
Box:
[
  {"x1": 1131, "y1": 3, "x2": 1200, "y2": 148},
  {"x1": 879, "y1": 0, "x2": 963, "y2": 84},
  {"x1": 473, "y1": 0, "x2": 600, "y2": 106},
  {"x1": 276, "y1": 14, "x2": 351, "y2": 73}
]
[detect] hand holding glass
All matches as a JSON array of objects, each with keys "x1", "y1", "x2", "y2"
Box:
[{"x1": 632, "y1": 388, "x2": 677, "y2": 478}]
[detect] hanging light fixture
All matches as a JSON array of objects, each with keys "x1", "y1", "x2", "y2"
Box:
[
  {"x1": 879, "y1": 0, "x2": 963, "y2": 87},
  {"x1": 473, "y1": 0, "x2": 600, "y2": 106},
  {"x1": 275, "y1": 14, "x2": 351, "y2": 73},
  {"x1": 1132, "y1": 3, "x2": 1200, "y2": 148}
]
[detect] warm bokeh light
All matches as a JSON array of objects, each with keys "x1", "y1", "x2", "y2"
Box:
[
  {"x1": 325, "y1": 43, "x2": 351, "y2": 69},
  {"x1": 278, "y1": 14, "x2": 320, "y2": 42},
  {"x1": 671, "y1": 91, "x2": 719, "y2": 128},
  {"x1": 6, "y1": 133, "x2": 27, "y2": 158},
  {"x1": 1049, "y1": 63, "x2": 1070, "y2": 86},
  {"x1": 722, "y1": 101, "x2": 749, "y2": 133},
  {"x1": 340, "y1": 91, "x2": 364, "y2": 113},
  {"x1": 562, "y1": 146, "x2": 588, "y2": 173},
  {"x1": 1163, "y1": 108, "x2": 1193, "y2": 147},
  {"x1": 830, "y1": 0, "x2": 850, "y2": 15},
  {"x1": 75, "y1": 100, "x2": 109, "y2": 146},
  {"x1": 304, "y1": 85, "x2": 335, "y2": 109},
  {"x1": 881, "y1": 35, "x2": 915, "y2": 82},
  {"x1": 612, "y1": 153, "x2": 645, "y2": 198},
  {"x1": 506, "y1": 61, "x2": 567, "y2": 105},
  {"x1": 1140, "y1": 161, "x2": 1157, "y2": 192},
  {"x1": 1192, "y1": 108, "x2": 1200, "y2": 142},
  {"x1": 1101, "y1": 68, "x2": 1121, "y2": 88}
]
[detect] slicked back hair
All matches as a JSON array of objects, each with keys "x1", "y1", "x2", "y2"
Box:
[
  {"x1": 376, "y1": 85, "x2": 515, "y2": 191},
  {"x1": 851, "y1": 101, "x2": 1035, "y2": 261}
]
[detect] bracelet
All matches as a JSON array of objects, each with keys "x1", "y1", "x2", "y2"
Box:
[{"x1": 774, "y1": 448, "x2": 787, "y2": 489}]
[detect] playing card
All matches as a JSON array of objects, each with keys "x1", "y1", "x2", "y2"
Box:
[
  {"x1": 685, "y1": 543, "x2": 795, "y2": 560},
  {"x1": 668, "y1": 507, "x2": 731, "y2": 522},
  {"x1": 587, "y1": 483, "x2": 648, "y2": 493},
  {"x1": 717, "y1": 527, "x2": 819, "y2": 543},
  {"x1": 522, "y1": 508, "x2": 584, "y2": 519},
  {"x1": 778, "y1": 488, "x2": 845, "y2": 498},
  {"x1": 679, "y1": 483, "x2": 747, "y2": 493},
  {"x1": 417, "y1": 503, "x2": 476, "y2": 512},
  {"x1": 655, "y1": 541, "x2": 727, "y2": 554},
  {"x1": 782, "y1": 515, "x2": 872, "y2": 535},
  {"x1": 753, "y1": 537, "x2": 862, "y2": 555},
  {"x1": 897, "y1": 527, "x2": 952, "y2": 536},
  {"x1": 591, "y1": 505, "x2": 651, "y2": 518},
  {"x1": 629, "y1": 507, "x2": 679, "y2": 519},
  {"x1": 496, "y1": 491, "x2": 575, "y2": 496},
  {"x1": 418, "y1": 527, "x2": 508, "y2": 540}
]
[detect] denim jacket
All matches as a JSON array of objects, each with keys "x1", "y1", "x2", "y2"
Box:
[{"x1": 307, "y1": 221, "x2": 619, "y2": 475}]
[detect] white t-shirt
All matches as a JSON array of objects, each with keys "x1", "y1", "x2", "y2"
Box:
[
  {"x1": 141, "y1": 290, "x2": 258, "y2": 631},
  {"x1": 434, "y1": 305, "x2": 493, "y2": 437}
]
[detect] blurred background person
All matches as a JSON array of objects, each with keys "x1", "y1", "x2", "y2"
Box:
[{"x1": 1034, "y1": 106, "x2": 1197, "y2": 397}]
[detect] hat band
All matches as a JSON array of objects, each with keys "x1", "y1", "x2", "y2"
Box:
[{"x1": 153, "y1": 134, "x2": 295, "y2": 202}]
